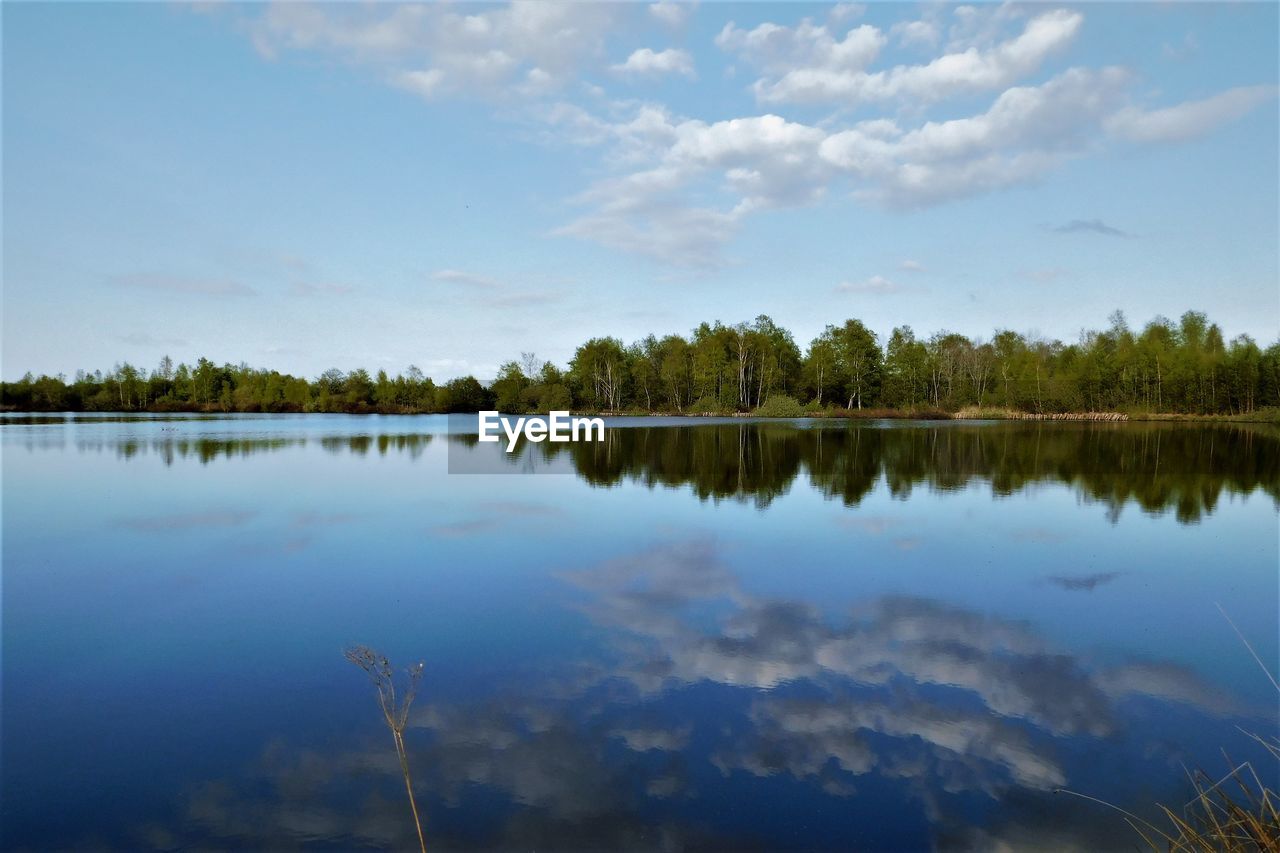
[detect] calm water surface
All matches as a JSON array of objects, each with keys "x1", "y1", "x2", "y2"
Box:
[{"x1": 2, "y1": 414, "x2": 1277, "y2": 850}]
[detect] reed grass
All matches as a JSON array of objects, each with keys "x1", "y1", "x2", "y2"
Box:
[
  {"x1": 345, "y1": 645, "x2": 427, "y2": 852},
  {"x1": 1059, "y1": 603, "x2": 1279, "y2": 851},
  {"x1": 823, "y1": 406, "x2": 954, "y2": 420},
  {"x1": 953, "y1": 406, "x2": 1129, "y2": 420},
  {"x1": 1061, "y1": 739, "x2": 1278, "y2": 852},
  {"x1": 1155, "y1": 741, "x2": 1279, "y2": 852}
]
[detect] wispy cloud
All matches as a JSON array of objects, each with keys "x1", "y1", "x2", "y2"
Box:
[
  {"x1": 836, "y1": 275, "x2": 902, "y2": 295},
  {"x1": 1051, "y1": 219, "x2": 1132, "y2": 238},
  {"x1": 120, "y1": 510, "x2": 257, "y2": 532},
  {"x1": 1105, "y1": 85, "x2": 1276, "y2": 143},
  {"x1": 264, "y1": 345, "x2": 310, "y2": 358},
  {"x1": 429, "y1": 519, "x2": 502, "y2": 537},
  {"x1": 1012, "y1": 528, "x2": 1067, "y2": 543},
  {"x1": 1162, "y1": 33, "x2": 1199, "y2": 62},
  {"x1": 1046, "y1": 571, "x2": 1121, "y2": 591},
  {"x1": 431, "y1": 269, "x2": 500, "y2": 289},
  {"x1": 835, "y1": 515, "x2": 896, "y2": 534},
  {"x1": 291, "y1": 511, "x2": 361, "y2": 528},
  {"x1": 900, "y1": 259, "x2": 925, "y2": 273},
  {"x1": 487, "y1": 290, "x2": 564, "y2": 308},
  {"x1": 290, "y1": 281, "x2": 355, "y2": 297},
  {"x1": 430, "y1": 269, "x2": 564, "y2": 309},
  {"x1": 111, "y1": 273, "x2": 256, "y2": 297},
  {"x1": 478, "y1": 501, "x2": 566, "y2": 518},
  {"x1": 1019, "y1": 267, "x2": 1068, "y2": 283},
  {"x1": 117, "y1": 332, "x2": 190, "y2": 347}
]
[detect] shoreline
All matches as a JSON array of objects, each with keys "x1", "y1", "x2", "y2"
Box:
[{"x1": 4, "y1": 406, "x2": 1278, "y2": 424}]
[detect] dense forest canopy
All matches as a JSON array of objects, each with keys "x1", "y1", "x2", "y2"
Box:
[{"x1": 3, "y1": 310, "x2": 1278, "y2": 415}]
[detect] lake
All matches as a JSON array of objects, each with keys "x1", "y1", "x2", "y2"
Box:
[{"x1": 2, "y1": 414, "x2": 1277, "y2": 850}]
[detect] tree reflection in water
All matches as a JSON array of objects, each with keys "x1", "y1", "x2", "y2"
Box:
[
  {"x1": 507, "y1": 421, "x2": 1278, "y2": 522},
  {"x1": 46, "y1": 421, "x2": 1278, "y2": 523}
]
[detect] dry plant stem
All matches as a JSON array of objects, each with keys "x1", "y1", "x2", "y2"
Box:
[
  {"x1": 393, "y1": 729, "x2": 427, "y2": 853},
  {"x1": 1216, "y1": 602, "x2": 1280, "y2": 692},
  {"x1": 345, "y1": 645, "x2": 427, "y2": 853},
  {"x1": 1054, "y1": 788, "x2": 1173, "y2": 849}
]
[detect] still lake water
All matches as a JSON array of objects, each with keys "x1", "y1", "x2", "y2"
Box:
[{"x1": 2, "y1": 413, "x2": 1277, "y2": 850}]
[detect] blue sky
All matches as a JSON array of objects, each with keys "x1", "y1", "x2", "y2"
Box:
[{"x1": 3, "y1": 1, "x2": 1277, "y2": 381}]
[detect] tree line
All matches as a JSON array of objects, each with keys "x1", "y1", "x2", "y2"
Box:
[{"x1": 3, "y1": 309, "x2": 1277, "y2": 415}]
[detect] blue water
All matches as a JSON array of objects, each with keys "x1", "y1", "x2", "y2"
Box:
[{"x1": 2, "y1": 414, "x2": 1277, "y2": 850}]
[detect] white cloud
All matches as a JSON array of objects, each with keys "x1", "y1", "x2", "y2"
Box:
[
  {"x1": 836, "y1": 275, "x2": 902, "y2": 295},
  {"x1": 556, "y1": 113, "x2": 830, "y2": 265},
  {"x1": 553, "y1": 60, "x2": 1271, "y2": 263},
  {"x1": 611, "y1": 47, "x2": 695, "y2": 80},
  {"x1": 224, "y1": 3, "x2": 1274, "y2": 269},
  {"x1": 715, "y1": 18, "x2": 886, "y2": 78},
  {"x1": 891, "y1": 18, "x2": 941, "y2": 49},
  {"x1": 900, "y1": 259, "x2": 925, "y2": 272},
  {"x1": 722, "y1": 9, "x2": 1081, "y2": 105},
  {"x1": 611, "y1": 725, "x2": 691, "y2": 752},
  {"x1": 1104, "y1": 85, "x2": 1277, "y2": 144},
  {"x1": 819, "y1": 66, "x2": 1132, "y2": 207},
  {"x1": 536, "y1": 101, "x2": 682, "y2": 166},
  {"x1": 554, "y1": 64, "x2": 1272, "y2": 262},
  {"x1": 943, "y1": 3, "x2": 1044, "y2": 57},
  {"x1": 396, "y1": 68, "x2": 445, "y2": 98},
  {"x1": 520, "y1": 66, "x2": 557, "y2": 97},
  {"x1": 557, "y1": 198, "x2": 738, "y2": 269},
  {"x1": 829, "y1": 4, "x2": 867, "y2": 25},
  {"x1": 648, "y1": 1, "x2": 692, "y2": 28},
  {"x1": 247, "y1": 2, "x2": 619, "y2": 100}
]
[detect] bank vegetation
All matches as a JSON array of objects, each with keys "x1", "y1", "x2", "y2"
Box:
[{"x1": 4, "y1": 310, "x2": 1278, "y2": 419}]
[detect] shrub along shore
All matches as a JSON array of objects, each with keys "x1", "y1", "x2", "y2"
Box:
[
  {"x1": 4, "y1": 309, "x2": 1278, "y2": 419},
  {"x1": 580, "y1": 405, "x2": 1279, "y2": 423}
]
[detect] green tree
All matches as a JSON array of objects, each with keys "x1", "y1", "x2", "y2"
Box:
[
  {"x1": 570, "y1": 337, "x2": 629, "y2": 411},
  {"x1": 883, "y1": 326, "x2": 929, "y2": 409},
  {"x1": 439, "y1": 376, "x2": 494, "y2": 412},
  {"x1": 657, "y1": 335, "x2": 692, "y2": 411},
  {"x1": 832, "y1": 319, "x2": 882, "y2": 409},
  {"x1": 491, "y1": 361, "x2": 529, "y2": 413},
  {"x1": 803, "y1": 329, "x2": 838, "y2": 408},
  {"x1": 345, "y1": 369, "x2": 374, "y2": 411}
]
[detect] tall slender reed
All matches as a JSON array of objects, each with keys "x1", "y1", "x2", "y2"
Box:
[{"x1": 344, "y1": 645, "x2": 427, "y2": 852}]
